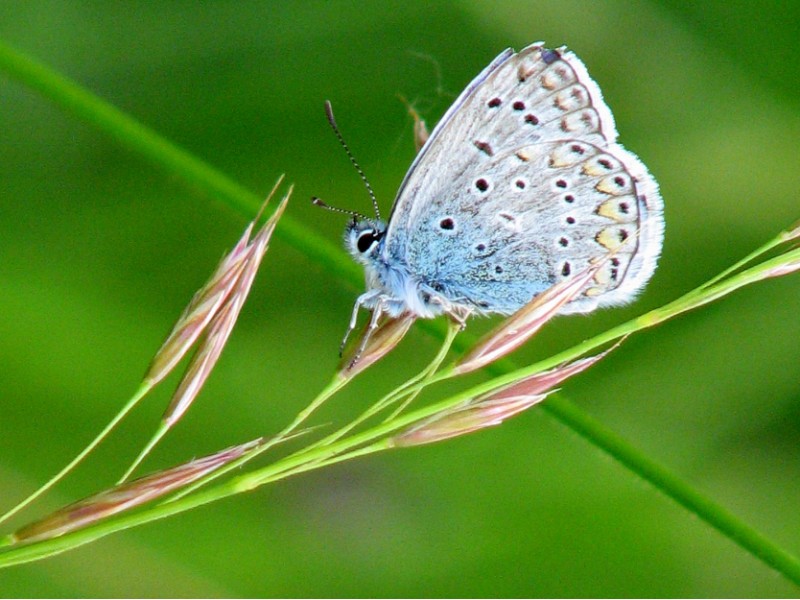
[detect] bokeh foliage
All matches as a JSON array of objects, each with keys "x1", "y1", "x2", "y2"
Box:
[{"x1": 1, "y1": 0, "x2": 799, "y2": 596}]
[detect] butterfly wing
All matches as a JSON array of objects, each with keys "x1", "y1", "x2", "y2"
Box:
[{"x1": 384, "y1": 43, "x2": 664, "y2": 314}]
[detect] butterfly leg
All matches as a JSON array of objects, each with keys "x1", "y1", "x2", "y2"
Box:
[
  {"x1": 423, "y1": 289, "x2": 473, "y2": 331},
  {"x1": 443, "y1": 303, "x2": 473, "y2": 331},
  {"x1": 340, "y1": 300, "x2": 363, "y2": 357},
  {"x1": 347, "y1": 296, "x2": 387, "y2": 367},
  {"x1": 340, "y1": 290, "x2": 380, "y2": 357}
]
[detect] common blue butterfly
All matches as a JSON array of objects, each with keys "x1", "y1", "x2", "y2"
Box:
[{"x1": 336, "y1": 43, "x2": 663, "y2": 342}]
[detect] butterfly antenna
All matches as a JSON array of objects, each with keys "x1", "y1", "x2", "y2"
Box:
[
  {"x1": 324, "y1": 100, "x2": 382, "y2": 220},
  {"x1": 311, "y1": 196, "x2": 368, "y2": 222}
]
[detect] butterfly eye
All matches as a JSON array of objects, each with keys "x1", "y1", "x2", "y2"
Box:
[{"x1": 357, "y1": 230, "x2": 380, "y2": 253}]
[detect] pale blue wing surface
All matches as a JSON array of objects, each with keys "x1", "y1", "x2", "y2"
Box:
[{"x1": 383, "y1": 43, "x2": 663, "y2": 314}]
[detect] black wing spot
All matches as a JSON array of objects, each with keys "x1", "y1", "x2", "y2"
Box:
[
  {"x1": 495, "y1": 265, "x2": 504, "y2": 274},
  {"x1": 474, "y1": 140, "x2": 494, "y2": 156},
  {"x1": 541, "y1": 48, "x2": 560, "y2": 64},
  {"x1": 580, "y1": 111, "x2": 596, "y2": 127}
]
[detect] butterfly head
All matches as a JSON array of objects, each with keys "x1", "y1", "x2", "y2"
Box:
[{"x1": 345, "y1": 218, "x2": 387, "y2": 266}]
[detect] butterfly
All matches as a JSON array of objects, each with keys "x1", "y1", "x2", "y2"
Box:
[{"x1": 331, "y1": 43, "x2": 664, "y2": 346}]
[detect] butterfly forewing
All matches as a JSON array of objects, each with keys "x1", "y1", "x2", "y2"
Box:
[{"x1": 385, "y1": 43, "x2": 663, "y2": 315}]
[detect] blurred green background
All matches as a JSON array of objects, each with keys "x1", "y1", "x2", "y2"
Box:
[{"x1": 1, "y1": 0, "x2": 799, "y2": 596}]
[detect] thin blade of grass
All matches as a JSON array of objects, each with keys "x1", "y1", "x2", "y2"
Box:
[
  {"x1": 164, "y1": 189, "x2": 289, "y2": 428},
  {"x1": 338, "y1": 312, "x2": 417, "y2": 379},
  {"x1": 144, "y1": 175, "x2": 285, "y2": 387},
  {"x1": 0, "y1": 383, "x2": 149, "y2": 527},
  {"x1": 11, "y1": 439, "x2": 263, "y2": 544},
  {"x1": 455, "y1": 264, "x2": 598, "y2": 374},
  {"x1": 394, "y1": 345, "x2": 616, "y2": 447},
  {"x1": 120, "y1": 189, "x2": 291, "y2": 482},
  {"x1": 3, "y1": 39, "x2": 800, "y2": 583}
]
